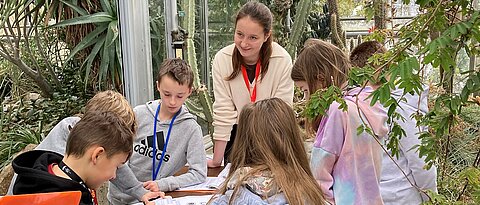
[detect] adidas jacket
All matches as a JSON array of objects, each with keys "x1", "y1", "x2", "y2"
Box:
[{"x1": 108, "y1": 100, "x2": 207, "y2": 204}]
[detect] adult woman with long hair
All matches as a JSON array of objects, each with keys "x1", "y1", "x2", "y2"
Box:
[{"x1": 208, "y1": 1, "x2": 294, "y2": 168}]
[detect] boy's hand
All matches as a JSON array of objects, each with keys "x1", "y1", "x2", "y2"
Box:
[
  {"x1": 207, "y1": 159, "x2": 222, "y2": 168},
  {"x1": 143, "y1": 181, "x2": 159, "y2": 192},
  {"x1": 141, "y1": 191, "x2": 165, "y2": 205}
]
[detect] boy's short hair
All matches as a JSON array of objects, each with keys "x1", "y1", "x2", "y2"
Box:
[
  {"x1": 156, "y1": 58, "x2": 194, "y2": 88},
  {"x1": 84, "y1": 90, "x2": 136, "y2": 134},
  {"x1": 350, "y1": 41, "x2": 387, "y2": 68},
  {"x1": 65, "y1": 111, "x2": 134, "y2": 159}
]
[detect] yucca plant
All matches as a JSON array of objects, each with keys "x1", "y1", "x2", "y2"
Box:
[
  {"x1": 0, "y1": 0, "x2": 57, "y2": 97},
  {"x1": 0, "y1": 0, "x2": 101, "y2": 97},
  {"x1": 52, "y1": 0, "x2": 122, "y2": 91}
]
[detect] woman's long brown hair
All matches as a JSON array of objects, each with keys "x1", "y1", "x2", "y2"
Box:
[
  {"x1": 212, "y1": 98, "x2": 325, "y2": 204},
  {"x1": 226, "y1": 1, "x2": 273, "y2": 81}
]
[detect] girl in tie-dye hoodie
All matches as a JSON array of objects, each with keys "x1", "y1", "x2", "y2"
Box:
[{"x1": 291, "y1": 39, "x2": 389, "y2": 205}]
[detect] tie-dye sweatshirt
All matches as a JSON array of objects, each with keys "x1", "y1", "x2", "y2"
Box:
[{"x1": 310, "y1": 86, "x2": 388, "y2": 205}]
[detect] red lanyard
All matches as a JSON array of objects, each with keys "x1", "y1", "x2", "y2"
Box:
[
  {"x1": 241, "y1": 60, "x2": 261, "y2": 102},
  {"x1": 90, "y1": 190, "x2": 98, "y2": 205}
]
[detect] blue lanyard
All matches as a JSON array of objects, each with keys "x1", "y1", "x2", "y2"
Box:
[{"x1": 152, "y1": 103, "x2": 180, "y2": 180}]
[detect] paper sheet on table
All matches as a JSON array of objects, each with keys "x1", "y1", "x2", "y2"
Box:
[
  {"x1": 176, "y1": 163, "x2": 231, "y2": 191},
  {"x1": 131, "y1": 164, "x2": 231, "y2": 205},
  {"x1": 217, "y1": 163, "x2": 231, "y2": 178},
  {"x1": 175, "y1": 177, "x2": 220, "y2": 191},
  {"x1": 175, "y1": 195, "x2": 212, "y2": 204},
  {"x1": 132, "y1": 195, "x2": 213, "y2": 205}
]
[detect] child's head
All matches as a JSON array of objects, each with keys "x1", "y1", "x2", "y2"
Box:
[
  {"x1": 350, "y1": 40, "x2": 387, "y2": 68},
  {"x1": 156, "y1": 58, "x2": 193, "y2": 116},
  {"x1": 65, "y1": 111, "x2": 134, "y2": 189},
  {"x1": 291, "y1": 39, "x2": 350, "y2": 98},
  {"x1": 224, "y1": 98, "x2": 324, "y2": 204},
  {"x1": 227, "y1": 1, "x2": 273, "y2": 81},
  {"x1": 84, "y1": 90, "x2": 136, "y2": 134},
  {"x1": 231, "y1": 98, "x2": 307, "y2": 166}
]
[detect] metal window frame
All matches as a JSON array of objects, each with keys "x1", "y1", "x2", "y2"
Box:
[{"x1": 118, "y1": 0, "x2": 154, "y2": 106}]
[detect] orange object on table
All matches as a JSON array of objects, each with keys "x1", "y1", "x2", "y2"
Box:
[{"x1": 0, "y1": 191, "x2": 81, "y2": 205}]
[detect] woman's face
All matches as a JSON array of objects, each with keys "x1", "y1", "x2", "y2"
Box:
[{"x1": 234, "y1": 16, "x2": 270, "y2": 65}]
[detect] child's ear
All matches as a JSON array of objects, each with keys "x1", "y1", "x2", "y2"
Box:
[
  {"x1": 187, "y1": 87, "x2": 193, "y2": 97},
  {"x1": 91, "y1": 147, "x2": 105, "y2": 165},
  {"x1": 156, "y1": 81, "x2": 161, "y2": 92}
]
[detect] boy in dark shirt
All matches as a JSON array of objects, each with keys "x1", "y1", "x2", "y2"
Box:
[{"x1": 12, "y1": 111, "x2": 164, "y2": 205}]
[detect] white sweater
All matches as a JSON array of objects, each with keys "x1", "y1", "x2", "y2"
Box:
[
  {"x1": 212, "y1": 42, "x2": 294, "y2": 141},
  {"x1": 380, "y1": 86, "x2": 437, "y2": 204}
]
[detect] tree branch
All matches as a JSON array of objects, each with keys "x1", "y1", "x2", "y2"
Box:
[
  {"x1": 10, "y1": 58, "x2": 52, "y2": 97},
  {"x1": 35, "y1": 26, "x2": 60, "y2": 87},
  {"x1": 373, "y1": 1, "x2": 443, "y2": 77}
]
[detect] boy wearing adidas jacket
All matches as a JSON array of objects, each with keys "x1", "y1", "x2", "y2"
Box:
[{"x1": 107, "y1": 58, "x2": 207, "y2": 204}]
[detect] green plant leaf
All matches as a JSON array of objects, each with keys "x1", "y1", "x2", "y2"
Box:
[
  {"x1": 62, "y1": 24, "x2": 108, "y2": 64},
  {"x1": 115, "y1": 39, "x2": 123, "y2": 68},
  {"x1": 108, "y1": 38, "x2": 117, "y2": 87},
  {"x1": 51, "y1": 12, "x2": 113, "y2": 27},
  {"x1": 357, "y1": 125, "x2": 365, "y2": 135},
  {"x1": 98, "y1": 41, "x2": 111, "y2": 88},
  {"x1": 59, "y1": 0, "x2": 88, "y2": 16},
  {"x1": 387, "y1": 103, "x2": 397, "y2": 117},
  {"x1": 415, "y1": 0, "x2": 432, "y2": 7},
  {"x1": 370, "y1": 90, "x2": 380, "y2": 106},
  {"x1": 82, "y1": 35, "x2": 106, "y2": 89},
  {"x1": 379, "y1": 85, "x2": 391, "y2": 104},
  {"x1": 460, "y1": 86, "x2": 470, "y2": 102},
  {"x1": 466, "y1": 78, "x2": 474, "y2": 90},
  {"x1": 99, "y1": 0, "x2": 113, "y2": 15},
  {"x1": 105, "y1": 20, "x2": 118, "y2": 47}
]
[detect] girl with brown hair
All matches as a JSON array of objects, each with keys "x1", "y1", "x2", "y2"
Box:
[
  {"x1": 292, "y1": 39, "x2": 389, "y2": 205},
  {"x1": 208, "y1": 1, "x2": 294, "y2": 168},
  {"x1": 209, "y1": 98, "x2": 325, "y2": 205}
]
